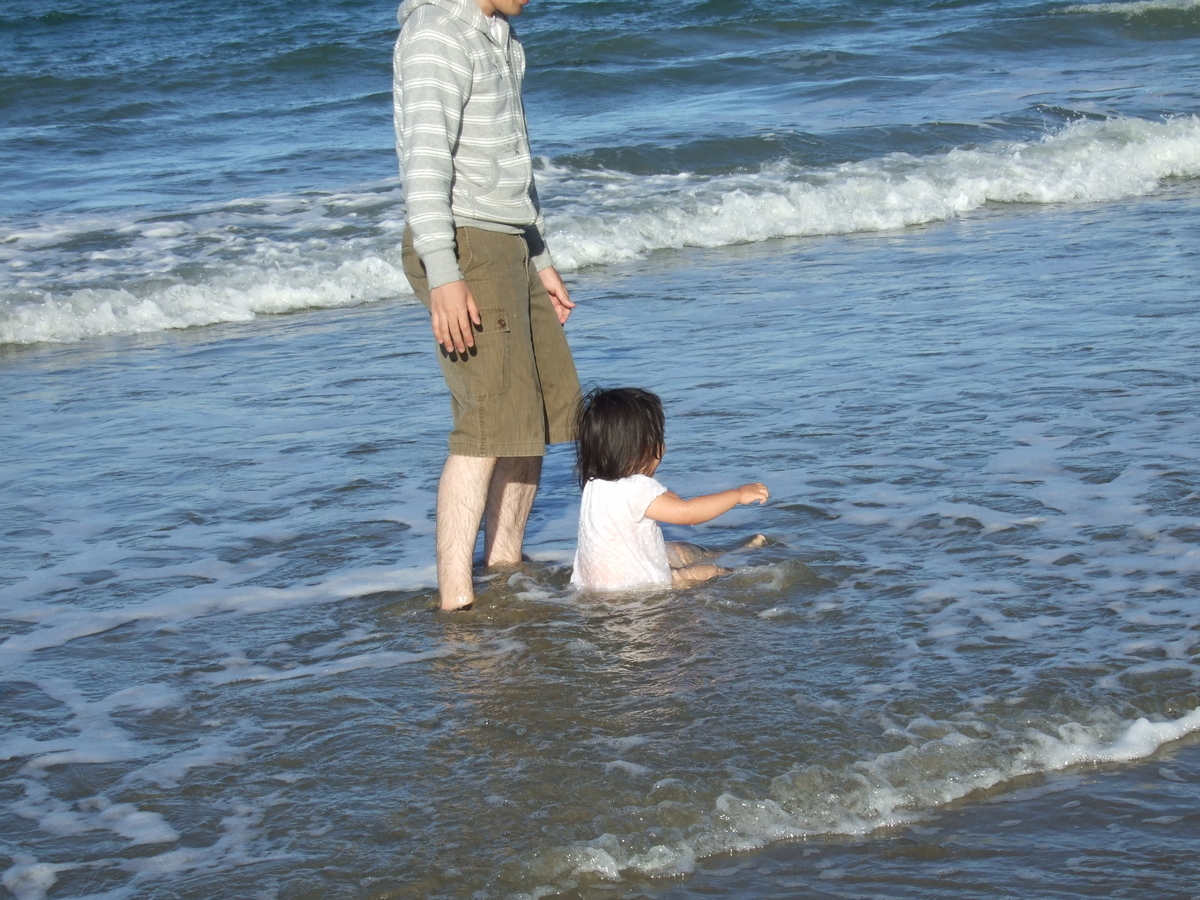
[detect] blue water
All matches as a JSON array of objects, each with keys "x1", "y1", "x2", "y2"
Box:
[{"x1": 2, "y1": 1, "x2": 1200, "y2": 898}]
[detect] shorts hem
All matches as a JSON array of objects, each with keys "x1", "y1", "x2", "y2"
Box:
[{"x1": 447, "y1": 439, "x2": 548, "y2": 458}]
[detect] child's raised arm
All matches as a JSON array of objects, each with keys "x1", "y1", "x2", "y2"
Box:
[{"x1": 645, "y1": 482, "x2": 769, "y2": 526}]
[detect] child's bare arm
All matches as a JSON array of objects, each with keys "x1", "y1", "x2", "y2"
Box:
[{"x1": 646, "y1": 483, "x2": 769, "y2": 526}]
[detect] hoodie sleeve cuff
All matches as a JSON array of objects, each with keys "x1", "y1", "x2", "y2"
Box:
[
  {"x1": 422, "y1": 247, "x2": 464, "y2": 290},
  {"x1": 525, "y1": 226, "x2": 554, "y2": 273}
]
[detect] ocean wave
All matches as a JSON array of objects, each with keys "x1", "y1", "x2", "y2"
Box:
[
  {"x1": 0, "y1": 186, "x2": 414, "y2": 346},
  {"x1": 0, "y1": 256, "x2": 407, "y2": 346},
  {"x1": 3, "y1": 116, "x2": 1197, "y2": 347},
  {"x1": 541, "y1": 115, "x2": 1200, "y2": 270}
]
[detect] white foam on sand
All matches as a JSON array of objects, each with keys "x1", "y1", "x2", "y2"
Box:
[
  {"x1": 2, "y1": 859, "x2": 72, "y2": 900},
  {"x1": 0, "y1": 681, "x2": 288, "y2": 900},
  {"x1": 0, "y1": 563, "x2": 437, "y2": 662},
  {"x1": 0, "y1": 680, "x2": 178, "y2": 771},
  {"x1": 0, "y1": 589, "x2": 465, "y2": 899},
  {"x1": 203, "y1": 646, "x2": 454, "y2": 684}
]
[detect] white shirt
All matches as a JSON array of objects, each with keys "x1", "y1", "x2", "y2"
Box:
[{"x1": 571, "y1": 474, "x2": 672, "y2": 591}]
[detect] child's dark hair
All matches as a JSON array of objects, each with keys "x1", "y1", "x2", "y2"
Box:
[{"x1": 575, "y1": 387, "x2": 665, "y2": 489}]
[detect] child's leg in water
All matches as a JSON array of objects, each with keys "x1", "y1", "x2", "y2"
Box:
[
  {"x1": 665, "y1": 534, "x2": 768, "y2": 567},
  {"x1": 665, "y1": 541, "x2": 718, "y2": 567},
  {"x1": 671, "y1": 562, "x2": 727, "y2": 587},
  {"x1": 665, "y1": 535, "x2": 769, "y2": 587}
]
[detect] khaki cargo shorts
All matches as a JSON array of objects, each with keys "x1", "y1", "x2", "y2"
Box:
[{"x1": 402, "y1": 226, "x2": 581, "y2": 458}]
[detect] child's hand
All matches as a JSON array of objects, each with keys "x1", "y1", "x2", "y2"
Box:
[{"x1": 738, "y1": 482, "x2": 769, "y2": 505}]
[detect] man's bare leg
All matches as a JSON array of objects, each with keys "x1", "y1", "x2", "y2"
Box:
[
  {"x1": 436, "y1": 454, "x2": 497, "y2": 611},
  {"x1": 483, "y1": 456, "x2": 543, "y2": 567}
]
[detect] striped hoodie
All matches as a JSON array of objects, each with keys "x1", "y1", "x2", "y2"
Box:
[{"x1": 393, "y1": 0, "x2": 552, "y2": 289}]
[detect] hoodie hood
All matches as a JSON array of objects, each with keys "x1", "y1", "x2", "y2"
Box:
[{"x1": 398, "y1": 0, "x2": 489, "y2": 35}]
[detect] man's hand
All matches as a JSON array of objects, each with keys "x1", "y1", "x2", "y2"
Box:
[
  {"x1": 538, "y1": 266, "x2": 576, "y2": 325},
  {"x1": 429, "y1": 280, "x2": 481, "y2": 354}
]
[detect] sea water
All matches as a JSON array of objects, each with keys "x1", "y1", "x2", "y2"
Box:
[{"x1": 2, "y1": 0, "x2": 1200, "y2": 898}]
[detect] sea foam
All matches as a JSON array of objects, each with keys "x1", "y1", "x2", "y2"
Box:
[
  {"x1": 1066, "y1": 0, "x2": 1200, "y2": 14},
  {"x1": 524, "y1": 706, "x2": 1200, "y2": 892}
]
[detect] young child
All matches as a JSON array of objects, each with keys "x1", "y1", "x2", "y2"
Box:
[{"x1": 570, "y1": 387, "x2": 770, "y2": 591}]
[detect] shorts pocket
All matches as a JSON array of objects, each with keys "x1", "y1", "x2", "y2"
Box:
[{"x1": 438, "y1": 309, "x2": 511, "y2": 401}]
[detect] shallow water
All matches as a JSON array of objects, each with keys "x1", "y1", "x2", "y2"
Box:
[{"x1": 5, "y1": 180, "x2": 1200, "y2": 897}]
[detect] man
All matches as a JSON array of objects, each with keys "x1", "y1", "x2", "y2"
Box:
[{"x1": 393, "y1": 0, "x2": 580, "y2": 610}]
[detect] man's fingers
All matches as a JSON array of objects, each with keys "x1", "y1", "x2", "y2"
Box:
[
  {"x1": 429, "y1": 280, "x2": 479, "y2": 354},
  {"x1": 451, "y1": 290, "x2": 480, "y2": 353},
  {"x1": 539, "y1": 267, "x2": 575, "y2": 325},
  {"x1": 552, "y1": 298, "x2": 571, "y2": 326},
  {"x1": 431, "y1": 310, "x2": 463, "y2": 354},
  {"x1": 430, "y1": 311, "x2": 450, "y2": 352},
  {"x1": 550, "y1": 287, "x2": 574, "y2": 325}
]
